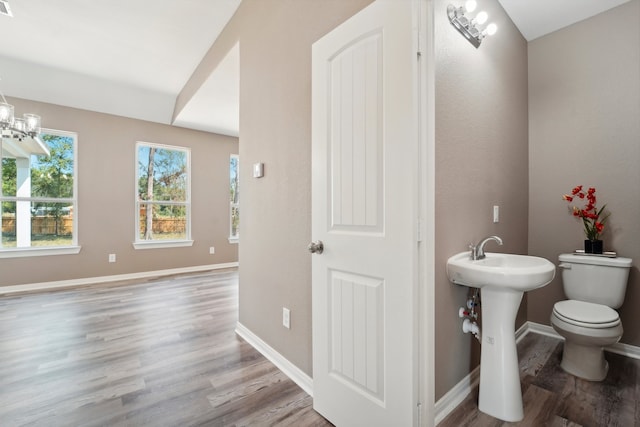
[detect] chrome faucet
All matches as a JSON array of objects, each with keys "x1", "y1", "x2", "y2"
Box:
[{"x1": 470, "y1": 235, "x2": 503, "y2": 260}]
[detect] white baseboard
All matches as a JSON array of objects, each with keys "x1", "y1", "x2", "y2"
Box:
[
  {"x1": 523, "y1": 321, "x2": 640, "y2": 360},
  {"x1": 434, "y1": 364, "x2": 479, "y2": 425},
  {"x1": 522, "y1": 321, "x2": 562, "y2": 339},
  {"x1": 235, "y1": 322, "x2": 313, "y2": 397},
  {"x1": 434, "y1": 321, "x2": 640, "y2": 425},
  {"x1": 515, "y1": 321, "x2": 529, "y2": 342},
  {"x1": 0, "y1": 262, "x2": 239, "y2": 295}
]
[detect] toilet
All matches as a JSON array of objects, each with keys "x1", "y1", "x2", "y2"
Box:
[{"x1": 550, "y1": 253, "x2": 632, "y2": 381}]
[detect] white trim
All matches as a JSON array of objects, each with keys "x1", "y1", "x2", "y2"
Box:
[
  {"x1": 523, "y1": 321, "x2": 640, "y2": 360},
  {"x1": 227, "y1": 237, "x2": 239, "y2": 244},
  {"x1": 134, "y1": 141, "x2": 191, "y2": 245},
  {"x1": 0, "y1": 262, "x2": 238, "y2": 295},
  {"x1": 515, "y1": 320, "x2": 530, "y2": 343},
  {"x1": 1, "y1": 128, "x2": 79, "y2": 250},
  {"x1": 235, "y1": 322, "x2": 314, "y2": 397},
  {"x1": 434, "y1": 365, "x2": 480, "y2": 425},
  {"x1": 434, "y1": 321, "x2": 640, "y2": 424},
  {"x1": 133, "y1": 240, "x2": 194, "y2": 250},
  {"x1": 417, "y1": 0, "x2": 436, "y2": 424},
  {"x1": 523, "y1": 321, "x2": 562, "y2": 339},
  {"x1": 608, "y1": 339, "x2": 640, "y2": 360},
  {"x1": 0, "y1": 245, "x2": 81, "y2": 258}
]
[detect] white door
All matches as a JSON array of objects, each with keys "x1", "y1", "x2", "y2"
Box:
[{"x1": 311, "y1": 1, "x2": 420, "y2": 425}]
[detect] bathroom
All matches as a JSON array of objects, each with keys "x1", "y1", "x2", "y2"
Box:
[
  {"x1": 0, "y1": 0, "x2": 637, "y2": 424},
  {"x1": 434, "y1": 0, "x2": 640, "y2": 420}
]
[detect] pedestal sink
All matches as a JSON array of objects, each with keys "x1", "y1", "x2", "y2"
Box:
[{"x1": 446, "y1": 251, "x2": 556, "y2": 422}]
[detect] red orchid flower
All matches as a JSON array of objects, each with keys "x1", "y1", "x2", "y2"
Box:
[{"x1": 563, "y1": 185, "x2": 610, "y2": 241}]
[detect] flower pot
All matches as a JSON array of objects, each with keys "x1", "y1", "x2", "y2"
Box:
[{"x1": 584, "y1": 239, "x2": 603, "y2": 254}]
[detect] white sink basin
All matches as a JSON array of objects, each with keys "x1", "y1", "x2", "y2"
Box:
[
  {"x1": 446, "y1": 251, "x2": 556, "y2": 291},
  {"x1": 446, "y1": 251, "x2": 556, "y2": 421}
]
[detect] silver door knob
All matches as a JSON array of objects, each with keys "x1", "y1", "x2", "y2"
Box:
[{"x1": 308, "y1": 240, "x2": 324, "y2": 254}]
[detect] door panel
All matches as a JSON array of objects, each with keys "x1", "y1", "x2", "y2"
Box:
[
  {"x1": 311, "y1": 1, "x2": 418, "y2": 425},
  {"x1": 329, "y1": 31, "x2": 383, "y2": 232},
  {"x1": 329, "y1": 269, "x2": 384, "y2": 402}
]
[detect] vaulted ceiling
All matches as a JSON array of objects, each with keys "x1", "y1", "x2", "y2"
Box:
[
  {"x1": 0, "y1": 0, "x2": 241, "y2": 136},
  {"x1": 0, "y1": 0, "x2": 630, "y2": 138}
]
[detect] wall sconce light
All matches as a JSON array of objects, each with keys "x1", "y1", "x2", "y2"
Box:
[{"x1": 447, "y1": 0, "x2": 497, "y2": 48}]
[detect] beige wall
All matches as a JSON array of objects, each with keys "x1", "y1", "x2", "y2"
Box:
[
  {"x1": 434, "y1": 0, "x2": 529, "y2": 399},
  {"x1": 189, "y1": 0, "x2": 529, "y2": 395},
  {"x1": 182, "y1": 0, "x2": 374, "y2": 376},
  {"x1": 8, "y1": 0, "x2": 634, "y2": 406},
  {"x1": 528, "y1": 1, "x2": 640, "y2": 343},
  {"x1": 0, "y1": 98, "x2": 238, "y2": 287}
]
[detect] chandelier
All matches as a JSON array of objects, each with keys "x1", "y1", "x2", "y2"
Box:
[{"x1": 0, "y1": 92, "x2": 41, "y2": 142}]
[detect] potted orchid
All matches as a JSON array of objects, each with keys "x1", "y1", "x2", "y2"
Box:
[{"x1": 562, "y1": 185, "x2": 610, "y2": 254}]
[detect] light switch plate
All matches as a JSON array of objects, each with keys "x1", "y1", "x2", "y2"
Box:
[
  {"x1": 282, "y1": 307, "x2": 290, "y2": 329},
  {"x1": 253, "y1": 162, "x2": 264, "y2": 178}
]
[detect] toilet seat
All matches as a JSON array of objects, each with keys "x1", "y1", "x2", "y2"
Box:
[{"x1": 553, "y1": 300, "x2": 620, "y2": 329}]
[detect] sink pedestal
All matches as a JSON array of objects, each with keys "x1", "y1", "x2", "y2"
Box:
[
  {"x1": 446, "y1": 250, "x2": 556, "y2": 422},
  {"x1": 478, "y1": 287, "x2": 524, "y2": 422}
]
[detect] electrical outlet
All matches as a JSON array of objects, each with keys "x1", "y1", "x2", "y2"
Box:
[
  {"x1": 282, "y1": 307, "x2": 291, "y2": 329},
  {"x1": 209, "y1": 246, "x2": 215, "y2": 254},
  {"x1": 108, "y1": 253, "x2": 116, "y2": 263}
]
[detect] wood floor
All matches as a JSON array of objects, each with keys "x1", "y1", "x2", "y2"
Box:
[
  {"x1": 0, "y1": 269, "x2": 332, "y2": 427},
  {"x1": 5, "y1": 270, "x2": 640, "y2": 427},
  {"x1": 439, "y1": 333, "x2": 640, "y2": 427}
]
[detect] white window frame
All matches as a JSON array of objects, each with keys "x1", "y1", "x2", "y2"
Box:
[
  {"x1": 133, "y1": 141, "x2": 193, "y2": 250},
  {"x1": 0, "y1": 128, "x2": 80, "y2": 258},
  {"x1": 229, "y1": 154, "x2": 239, "y2": 243}
]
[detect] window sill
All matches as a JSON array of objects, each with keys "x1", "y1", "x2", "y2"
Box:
[
  {"x1": 228, "y1": 236, "x2": 239, "y2": 244},
  {"x1": 0, "y1": 245, "x2": 82, "y2": 259},
  {"x1": 133, "y1": 240, "x2": 194, "y2": 250}
]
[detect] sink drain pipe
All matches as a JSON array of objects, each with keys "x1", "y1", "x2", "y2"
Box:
[
  {"x1": 462, "y1": 318, "x2": 480, "y2": 339},
  {"x1": 459, "y1": 288, "x2": 481, "y2": 341}
]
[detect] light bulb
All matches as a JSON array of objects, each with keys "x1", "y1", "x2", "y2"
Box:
[
  {"x1": 464, "y1": 0, "x2": 477, "y2": 13},
  {"x1": 23, "y1": 114, "x2": 41, "y2": 135},
  {"x1": 0, "y1": 102, "x2": 14, "y2": 126},
  {"x1": 485, "y1": 23, "x2": 497, "y2": 36},
  {"x1": 13, "y1": 118, "x2": 25, "y2": 133},
  {"x1": 475, "y1": 11, "x2": 488, "y2": 25}
]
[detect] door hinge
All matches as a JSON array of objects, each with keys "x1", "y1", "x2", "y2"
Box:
[{"x1": 417, "y1": 218, "x2": 422, "y2": 242}]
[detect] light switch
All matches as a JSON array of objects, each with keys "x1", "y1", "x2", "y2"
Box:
[
  {"x1": 493, "y1": 205, "x2": 499, "y2": 223},
  {"x1": 253, "y1": 162, "x2": 264, "y2": 178}
]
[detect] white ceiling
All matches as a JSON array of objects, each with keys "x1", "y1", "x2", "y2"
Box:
[
  {"x1": 498, "y1": 0, "x2": 632, "y2": 41},
  {"x1": 0, "y1": 0, "x2": 632, "y2": 137},
  {"x1": 0, "y1": 0, "x2": 241, "y2": 135}
]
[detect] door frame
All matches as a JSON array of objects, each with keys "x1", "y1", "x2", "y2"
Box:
[{"x1": 416, "y1": 1, "x2": 436, "y2": 425}]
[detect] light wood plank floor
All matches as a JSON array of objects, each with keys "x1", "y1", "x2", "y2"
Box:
[
  {"x1": 439, "y1": 333, "x2": 640, "y2": 427},
  {"x1": 0, "y1": 269, "x2": 332, "y2": 427}
]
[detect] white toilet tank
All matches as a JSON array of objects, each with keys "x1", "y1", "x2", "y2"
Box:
[{"x1": 558, "y1": 254, "x2": 633, "y2": 309}]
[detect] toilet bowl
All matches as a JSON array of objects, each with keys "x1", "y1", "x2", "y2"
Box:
[
  {"x1": 551, "y1": 254, "x2": 632, "y2": 381},
  {"x1": 551, "y1": 300, "x2": 622, "y2": 381}
]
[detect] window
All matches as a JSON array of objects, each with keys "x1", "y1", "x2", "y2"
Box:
[
  {"x1": 229, "y1": 154, "x2": 239, "y2": 242},
  {"x1": 1, "y1": 129, "x2": 79, "y2": 257},
  {"x1": 135, "y1": 142, "x2": 191, "y2": 249}
]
